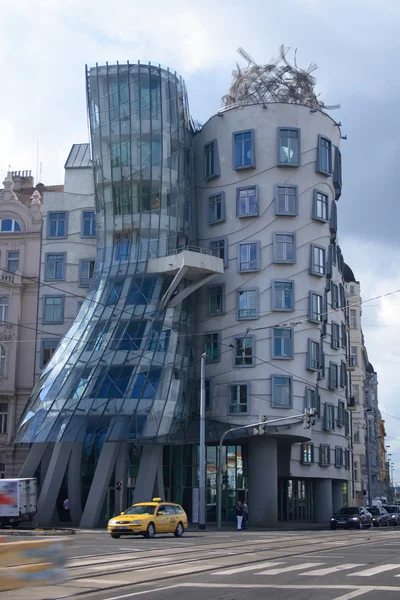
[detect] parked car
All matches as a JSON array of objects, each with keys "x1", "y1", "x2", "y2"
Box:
[
  {"x1": 367, "y1": 506, "x2": 390, "y2": 527},
  {"x1": 382, "y1": 505, "x2": 400, "y2": 526},
  {"x1": 108, "y1": 498, "x2": 188, "y2": 539},
  {"x1": 330, "y1": 506, "x2": 372, "y2": 530}
]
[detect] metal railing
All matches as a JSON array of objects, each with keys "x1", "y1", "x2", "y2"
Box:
[{"x1": 167, "y1": 245, "x2": 211, "y2": 256}]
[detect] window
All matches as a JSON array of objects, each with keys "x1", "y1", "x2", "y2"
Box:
[
  {"x1": 344, "y1": 448, "x2": 350, "y2": 469},
  {"x1": 139, "y1": 79, "x2": 159, "y2": 120},
  {"x1": 130, "y1": 367, "x2": 161, "y2": 400},
  {"x1": 340, "y1": 361, "x2": 347, "y2": 388},
  {"x1": 210, "y1": 238, "x2": 227, "y2": 268},
  {"x1": 79, "y1": 259, "x2": 95, "y2": 288},
  {"x1": 233, "y1": 130, "x2": 255, "y2": 169},
  {"x1": 316, "y1": 135, "x2": 332, "y2": 175},
  {"x1": 204, "y1": 140, "x2": 219, "y2": 179},
  {"x1": 337, "y1": 400, "x2": 346, "y2": 427},
  {"x1": 204, "y1": 332, "x2": 220, "y2": 362},
  {"x1": 7, "y1": 251, "x2": 19, "y2": 274},
  {"x1": 237, "y1": 288, "x2": 258, "y2": 319},
  {"x1": 308, "y1": 292, "x2": 324, "y2": 323},
  {"x1": 272, "y1": 375, "x2": 292, "y2": 408},
  {"x1": 109, "y1": 78, "x2": 129, "y2": 120},
  {"x1": 307, "y1": 339, "x2": 320, "y2": 371},
  {"x1": 0, "y1": 219, "x2": 21, "y2": 232},
  {"x1": 278, "y1": 128, "x2": 300, "y2": 167},
  {"x1": 45, "y1": 253, "x2": 65, "y2": 280},
  {"x1": 331, "y1": 242, "x2": 337, "y2": 265},
  {"x1": 82, "y1": 211, "x2": 96, "y2": 237},
  {"x1": 48, "y1": 212, "x2": 67, "y2": 238},
  {"x1": 312, "y1": 191, "x2": 329, "y2": 222},
  {"x1": 208, "y1": 285, "x2": 224, "y2": 315},
  {"x1": 354, "y1": 461, "x2": 359, "y2": 480},
  {"x1": 275, "y1": 185, "x2": 298, "y2": 216},
  {"x1": 324, "y1": 404, "x2": 335, "y2": 430},
  {"x1": 0, "y1": 346, "x2": 5, "y2": 377},
  {"x1": 273, "y1": 233, "x2": 296, "y2": 263},
  {"x1": 350, "y1": 346, "x2": 358, "y2": 367},
  {"x1": 331, "y1": 322, "x2": 340, "y2": 349},
  {"x1": 272, "y1": 328, "x2": 293, "y2": 359},
  {"x1": 237, "y1": 186, "x2": 258, "y2": 217},
  {"x1": 0, "y1": 298, "x2": 8, "y2": 323},
  {"x1": 43, "y1": 296, "x2": 64, "y2": 324},
  {"x1": 350, "y1": 310, "x2": 357, "y2": 329},
  {"x1": 114, "y1": 231, "x2": 131, "y2": 261},
  {"x1": 339, "y1": 284, "x2": 345, "y2": 308},
  {"x1": 335, "y1": 447, "x2": 343, "y2": 468},
  {"x1": 111, "y1": 142, "x2": 131, "y2": 168},
  {"x1": 208, "y1": 192, "x2": 225, "y2": 224},
  {"x1": 318, "y1": 348, "x2": 325, "y2": 380},
  {"x1": 113, "y1": 185, "x2": 132, "y2": 215},
  {"x1": 113, "y1": 321, "x2": 146, "y2": 351},
  {"x1": 148, "y1": 329, "x2": 170, "y2": 353},
  {"x1": 329, "y1": 362, "x2": 338, "y2": 389},
  {"x1": 229, "y1": 383, "x2": 249, "y2": 414},
  {"x1": 128, "y1": 278, "x2": 155, "y2": 304},
  {"x1": 333, "y1": 147, "x2": 342, "y2": 200},
  {"x1": 349, "y1": 285, "x2": 355, "y2": 296},
  {"x1": 305, "y1": 386, "x2": 319, "y2": 415},
  {"x1": 310, "y1": 244, "x2": 326, "y2": 276},
  {"x1": 331, "y1": 283, "x2": 339, "y2": 309},
  {"x1": 234, "y1": 336, "x2": 255, "y2": 367},
  {"x1": 94, "y1": 365, "x2": 133, "y2": 399},
  {"x1": 107, "y1": 281, "x2": 123, "y2": 305},
  {"x1": 320, "y1": 445, "x2": 330, "y2": 466},
  {"x1": 353, "y1": 384, "x2": 360, "y2": 404},
  {"x1": 330, "y1": 201, "x2": 338, "y2": 236},
  {"x1": 41, "y1": 339, "x2": 59, "y2": 368},
  {"x1": 341, "y1": 323, "x2": 347, "y2": 349},
  {"x1": 238, "y1": 241, "x2": 260, "y2": 272},
  {"x1": 0, "y1": 403, "x2": 7, "y2": 433},
  {"x1": 272, "y1": 280, "x2": 294, "y2": 311},
  {"x1": 301, "y1": 443, "x2": 314, "y2": 465}
]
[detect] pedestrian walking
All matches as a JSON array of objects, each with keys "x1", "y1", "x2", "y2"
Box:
[
  {"x1": 63, "y1": 498, "x2": 70, "y2": 522},
  {"x1": 235, "y1": 500, "x2": 243, "y2": 530},
  {"x1": 242, "y1": 500, "x2": 248, "y2": 529}
]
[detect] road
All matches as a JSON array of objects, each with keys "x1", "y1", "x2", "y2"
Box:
[{"x1": 4, "y1": 527, "x2": 400, "y2": 600}]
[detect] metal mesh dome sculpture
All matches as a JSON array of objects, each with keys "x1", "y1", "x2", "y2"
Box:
[{"x1": 222, "y1": 46, "x2": 339, "y2": 111}]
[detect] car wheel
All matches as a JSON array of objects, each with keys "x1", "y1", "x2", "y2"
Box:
[
  {"x1": 330, "y1": 524, "x2": 336, "y2": 530},
  {"x1": 111, "y1": 533, "x2": 121, "y2": 539},
  {"x1": 145, "y1": 522, "x2": 156, "y2": 538},
  {"x1": 174, "y1": 522, "x2": 184, "y2": 537}
]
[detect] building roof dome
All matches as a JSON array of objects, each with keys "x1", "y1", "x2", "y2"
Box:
[
  {"x1": 366, "y1": 362, "x2": 375, "y2": 374},
  {"x1": 343, "y1": 262, "x2": 356, "y2": 283}
]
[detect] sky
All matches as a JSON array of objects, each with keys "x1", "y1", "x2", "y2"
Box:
[{"x1": 2, "y1": 0, "x2": 400, "y2": 485}]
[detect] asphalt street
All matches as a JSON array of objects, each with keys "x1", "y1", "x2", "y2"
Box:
[{"x1": 5, "y1": 527, "x2": 400, "y2": 600}]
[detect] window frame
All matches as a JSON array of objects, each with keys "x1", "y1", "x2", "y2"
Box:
[
  {"x1": 42, "y1": 295, "x2": 65, "y2": 324},
  {"x1": 0, "y1": 346, "x2": 5, "y2": 378},
  {"x1": 308, "y1": 291, "x2": 324, "y2": 323},
  {"x1": 209, "y1": 237, "x2": 228, "y2": 269},
  {"x1": 272, "y1": 327, "x2": 294, "y2": 360},
  {"x1": 304, "y1": 386, "x2": 320, "y2": 417},
  {"x1": 44, "y1": 253, "x2": 66, "y2": 281},
  {"x1": 81, "y1": 210, "x2": 96, "y2": 238},
  {"x1": 237, "y1": 288, "x2": 259, "y2": 320},
  {"x1": 272, "y1": 280, "x2": 294, "y2": 311},
  {"x1": 232, "y1": 129, "x2": 255, "y2": 170},
  {"x1": 236, "y1": 185, "x2": 259, "y2": 218},
  {"x1": 331, "y1": 321, "x2": 340, "y2": 350},
  {"x1": 79, "y1": 259, "x2": 96, "y2": 288},
  {"x1": 40, "y1": 338, "x2": 60, "y2": 368},
  {"x1": 0, "y1": 218, "x2": 21, "y2": 233},
  {"x1": 207, "y1": 284, "x2": 225, "y2": 316},
  {"x1": 208, "y1": 191, "x2": 226, "y2": 225},
  {"x1": 7, "y1": 251, "x2": 19, "y2": 274},
  {"x1": 273, "y1": 232, "x2": 296, "y2": 264},
  {"x1": 316, "y1": 135, "x2": 332, "y2": 175},
  {"x1": 335, "y1": 446, "x2": 344, "y2": 468},
  {"x1": 301, "y1": 443, "x2": 314, "y2": 465},
  {"x1": 274, "y1": 184, "x2": 298, "y2": 216},
  {"x1": 0, "y1": 402, "x2": 7, "y2": 434},
  {"x1": 277, "y1": 127, "x2": 300, "y2": 168},
  {"x1": 331, "y1": 283, "x2": 339, "y2": 309},
  {"x1": 349, "y1": 309, "x2": 357, "y2": 329},
  {"x1": 351, "y1": 346, "x2": 358, "y2": 367},
  {"x1": 324, "y1": 403, "x2": 335, "y2": 430},
  {"x1": 340, "y1": 361, "x2": 347, "y2": 388},
  {"x1": 0, "y1": 297, "x2": 8, "y2": 324},
  {"x1": 204, "y1": 332, "x2": 221, "y2": 363},
  {"x1": 310, "y1": 244, "x2": 326, "y2": 276},
  {"x1": 312, "y1": 190, "x2": 329, "y2": 222},
  {"x1": 204, "y1": 139, "x2": 220, "y2": 180},
  {"x1": 307, "y1": 338, "x2": 320, "y2": 371},
  {"x1": 238, "y1": 240, "x2": 261, "y2": 273},
  {"x1": 233, "y1": 335, "x2": 255, "y2": 368},
  {"x1": 47, "y1": 211, "x2": 68, "y2": 239},
  {"x1": 319, "y1": 445, "x2": 331, "y2": 467},
  {"x1": 329, "y1": 362, "x2": 339, "y2": 389},
  {"x1": 229, "y1": 382, "x2": 250, "y2": 415},
  {"x1": 271, "y1": 375, "x2": 293, "y2": 408}
]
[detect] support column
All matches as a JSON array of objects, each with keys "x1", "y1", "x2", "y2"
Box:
[
  {"x1": 248, "y1": 437, "x2": 278, "y2": 527},
  {"x1": 115, "y1": 442, "x2": 129, "y2": 513},
  {"x1": 332, "y1": 479, "x2": 344, "y2": 513},
  {"x1": 314, "y1": 479, "x2": 333, "y2": 523},
  {"x1": 68, "y1": 443, "x2": 83, "y2": 526},
  {"x1": 133, "y1": 445, "x2": 164, "y2": 503},
  {"x1": 19, "y1": 443, "x2": 49, "y2": 478},
  {"x1": 155, "y1": 452, "x2": 165, "y2": 500},
  {"x1": 36, "y1": 443, "x2": 73, "y2": 527}
]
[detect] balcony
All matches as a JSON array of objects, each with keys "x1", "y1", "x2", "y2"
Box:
[{"x1": 346, "y1": 357, "x2": 356, "y2": 371}]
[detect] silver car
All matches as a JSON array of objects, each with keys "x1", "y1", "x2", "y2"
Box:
[{"x1": 382, "y1": 505, "x2": 400, "y2": 526}]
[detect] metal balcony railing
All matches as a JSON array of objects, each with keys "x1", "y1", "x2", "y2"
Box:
[{"x1": 167, "y1": 245, "x2": 212, "y2": 256}]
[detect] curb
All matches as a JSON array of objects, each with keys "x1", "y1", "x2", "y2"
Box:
[{"x1": 0, "y1": 528, "x2": 75, "y2": 536}]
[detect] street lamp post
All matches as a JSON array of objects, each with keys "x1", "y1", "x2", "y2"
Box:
[
  {"x1": 365, "y1": 408, "x2": 373, "y2": 507},
  {"x1": 198, "y1": 352, "x2": 207, "y2": 531}
]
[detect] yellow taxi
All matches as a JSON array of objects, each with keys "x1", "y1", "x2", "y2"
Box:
[{"x1": 107, "y1": 498, "x2": 188, "y2": 539}]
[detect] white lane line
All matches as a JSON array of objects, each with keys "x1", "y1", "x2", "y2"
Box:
[
  {"x1": 213, "y1": 561, "x2": 285, "y2": 575},
  {"x1": 79, "y1": 584, "x2": 180, "y2": 598},
  {"x1": 331, "y1": 589, "x2": 374, "y2": 600},
  {"x1": 174, "y1": 582, "x2": 400, "y2": 592},
  {"x1": 166, "y1": 564, "x2": 223, "y2": 575},
  {"x1": 300, "y1": 564, "x2": 364, "y2": 576},
  {"x1": 349, "y1": 564, "x2": 400, "y2": 577},
  {"x1": 257, "y1": 562, "x2": 324, "y2": 575}
]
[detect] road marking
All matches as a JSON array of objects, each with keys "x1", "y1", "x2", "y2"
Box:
[
  {"x1": 174, "y1": 582, "x2": 400, "y2": 592},
  {"x1": 214, "y1": 561, "x2": 285, "y2": 575},
  {"x1": 300, "y1": 564, "x2": 364, "y2": 576},
  {"x1": 86, "y1": 584, "x2": 180, "y2": 598},
  {"x1": 349, "y1": 564, "x2": 400, "y2": 577},
  {"x1": 257, "y1": 562, "x2": 324, "y2": 575},
  {"x1": 331, "y1": 589, "x2": 374, "y2": 600}
]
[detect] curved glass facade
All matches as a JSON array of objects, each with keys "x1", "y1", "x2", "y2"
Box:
[{"x1": 15, "y1": 63, "x2": 195, "y2": 448}]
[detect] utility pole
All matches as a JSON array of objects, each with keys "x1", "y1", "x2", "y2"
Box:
[{"x1": 198, "y1": 352, "x2": 207, "y2": 530}]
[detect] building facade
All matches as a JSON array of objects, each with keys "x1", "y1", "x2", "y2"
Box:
[{"x1": 0, "y1": 171, "x2": 42, "y2": 477}]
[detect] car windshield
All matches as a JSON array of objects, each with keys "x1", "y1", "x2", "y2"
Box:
[
  {"x1": 123, "y1": 505, "x2": 156, "y2": 515},
  {"x1": 335, "y1": 507, "x2": 359, "y2": 516},
  {"x1": 384, "y1": 506, "x2": 397, "y2": 512},
  {"x1": 368, "y1": 507, "x2": 380, "y2": 515}
]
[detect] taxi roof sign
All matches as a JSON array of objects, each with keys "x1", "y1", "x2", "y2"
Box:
[{"x1": 152, "y1": 497, "x2": 163, "y2": 502}]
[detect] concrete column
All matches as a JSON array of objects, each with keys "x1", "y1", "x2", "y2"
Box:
[
  {"x1": 36, "y1": 443, "x2": 73, "y2": 527},
  {"x1": 68, "y1": 443, "x2": 83, "y2": 526},
  {"x1": 155, "y1": 451, "x2": 165, "y2": 500},
  {"x1": 248, "y1": 437, "x2": 278, "y2": 527},
  {"x1": 314, "y1": 479, "x2": 333, "y2": 522},
  {"x1": 133, "y1": 445, "x2": 164, "y2": 503},
  {"x1": 332, "y1": 479, "x2": 344, "y2": 512},
  {"x1": 19, "y1": 443, "x2": 49, "y2": 478},
  {"x1": 115, "y1": 442, "x2": 129, "y2": 513}
]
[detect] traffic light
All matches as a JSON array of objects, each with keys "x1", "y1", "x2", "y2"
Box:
[
  {"x1": 116, "y1": 481, "x2": 122, "y2": 492},
  {"x1": 303, "y1": 408, "x2": 316, "y2": 429}
]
